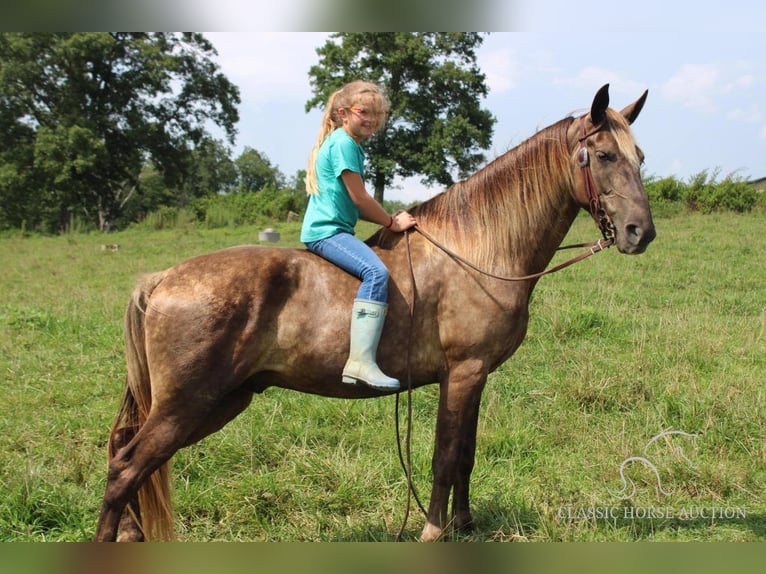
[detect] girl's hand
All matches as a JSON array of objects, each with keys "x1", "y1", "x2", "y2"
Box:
[{"x1": 389, "y1": 210, "x2": 417, "y2": 232}]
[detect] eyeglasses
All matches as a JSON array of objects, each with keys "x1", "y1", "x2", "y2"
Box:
[{"x1": 347, "y1": 106, "x2": 389, "y2": 120}]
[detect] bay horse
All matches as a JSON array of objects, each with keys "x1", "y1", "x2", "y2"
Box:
[{"x1": 95, "y1": 84, "x2": 655, "y2": 542}]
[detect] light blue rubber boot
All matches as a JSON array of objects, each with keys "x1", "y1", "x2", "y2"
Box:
[{"x1": 341, "y1": 299, "x2": 400, "y2": 391}]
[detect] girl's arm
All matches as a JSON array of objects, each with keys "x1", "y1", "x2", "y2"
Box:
[
  {"x1": 341, "y1": 171, "x2": 416, "y2": 232},
  {"x1": 341, "y1": 170, "x2": 391, "y2": 226}
]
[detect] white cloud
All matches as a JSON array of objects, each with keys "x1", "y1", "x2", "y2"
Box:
[
  {"x1": 557, "y1": 66, "x2": 615, "y2": 89},
  {"x1": 554, "y1": 66, "x2": 645, "y2": 96},
  {"x1": 205, "y1": 32, "x2": 329, "y2": 104},
  {"x1": 478, "y1": 46, "x2": 519, "y2": 95},
  {"x1": 661, "y1": 64, "x2": 721, "y2": 112},
  {"x1": 668, "y1": 158, "x2": 684, "y2": 176},
  {"x1": 726, "y1": 103, "x2": 762, "y2": 125},
  {"x1": 730, "y1": 74, "x2": 755, "y2": 90}
]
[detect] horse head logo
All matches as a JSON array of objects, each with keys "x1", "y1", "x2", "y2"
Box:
[{"x1": 609, "y1": 430, "x2": 699, "y2": 500}]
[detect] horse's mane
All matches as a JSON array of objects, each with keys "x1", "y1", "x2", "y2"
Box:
[
  {"x1": 370, "y1": 107, "x2": 643, "y2": 272},
  {"x1": 369, "y1": 108, "x2": 642, "y2": 272},
  {"x1": 370, "y1": 116, "x2": 577, "y2": 271}
]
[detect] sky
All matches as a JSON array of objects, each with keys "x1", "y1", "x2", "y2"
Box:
[{"x1": 199, "y1": 3, "x2": 765, "y2": 203}]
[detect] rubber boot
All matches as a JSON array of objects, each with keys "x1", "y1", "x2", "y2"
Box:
[{"x1": 341, "y1": 299, "x2": 400, "y2": 390}]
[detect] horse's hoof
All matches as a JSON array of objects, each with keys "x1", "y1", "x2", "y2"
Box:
[{"x1": 420, "y1": 521, "x2": 444, "y2": 542}]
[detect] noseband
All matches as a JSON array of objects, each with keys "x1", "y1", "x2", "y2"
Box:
[{"x1": 577, "y1": 115, "x2": 616, "y2": 243}]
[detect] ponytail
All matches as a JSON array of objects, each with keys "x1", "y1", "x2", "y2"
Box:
[
  {"x1": 305, "y1": 81, "x2": 390, "y2": 195},
  {"x1": 306, "y1": 88, "x2": 344, "y2": 195}
]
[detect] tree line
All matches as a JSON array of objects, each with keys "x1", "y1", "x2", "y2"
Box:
[
  {"x1": 2, "y1": 33, "x2": 758, "y2": 235},
  {"x1": 0, "y1": 32, "x2": 495, "y2": 233},
  {"x1": 643, "y1": 169, "x2": 763, "y2": 214}
]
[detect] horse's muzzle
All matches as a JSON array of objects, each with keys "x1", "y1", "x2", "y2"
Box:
[{"x1": 618, "y1": 222, "x2": 656, "y2": 254}]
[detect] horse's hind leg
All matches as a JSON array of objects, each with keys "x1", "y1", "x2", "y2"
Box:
[
  {"x1": 108, "y1": 427, "x2": 145, "y2": 542},
  {"x1": 97, "y1": 389, "x2": 255, "y2": 542},
  {"x1": 96, "y1": 412, "x2": 196, "y2": 542},
  {"x1": 181, "y1": 388, "x2": 254, "y2": 447}
]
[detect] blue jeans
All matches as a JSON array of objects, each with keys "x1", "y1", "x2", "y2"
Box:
[{"x1": 305, "y1": 232, "x2": 390, "y2": 303}]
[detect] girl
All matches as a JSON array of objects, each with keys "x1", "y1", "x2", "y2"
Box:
[{"x1": 301, "y1": 81, "x2": 417, "y2": 391}]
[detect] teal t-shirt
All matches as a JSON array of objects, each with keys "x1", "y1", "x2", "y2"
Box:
[{"x1": 300, "y1": 128, "x2": 365, "y2": 243}]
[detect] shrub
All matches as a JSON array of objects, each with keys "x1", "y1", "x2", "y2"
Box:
[
  {"x1": 188, "y1": 188, "x2": 308, "y2": 229},
  {"x1": 203, "y1": 202, "x2": 242, "y2": 229},
  {"x1": 683, "y1": 170, "x2": 758, "y2": 213},
  {"x1": 702, "y1": 177, "x2": 758, "y2": 213},
  {"x1": 142, "y1": 206, "x2": 197, "y2": 230},
  {"x1": 645, "y1": 176, "x2": 684, "y2": 203}
]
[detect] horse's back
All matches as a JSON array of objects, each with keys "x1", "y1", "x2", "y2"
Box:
[
  {"x1": 151, "y1": 244, "x2": 356, "y2": 312},
  {"x1": 139, "y1": 245, "x2": 371, "y2": 396}
]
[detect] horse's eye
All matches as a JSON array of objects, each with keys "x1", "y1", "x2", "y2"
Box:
[{"x1": 596, "y1": 151, "x2": 614, "y2": 162}]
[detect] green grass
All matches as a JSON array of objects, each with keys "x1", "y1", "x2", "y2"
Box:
[{"x1": 0, "y1": 212, "x2": 764, "y2": 541}]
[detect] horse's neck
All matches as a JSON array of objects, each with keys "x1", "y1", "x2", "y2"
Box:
[
  {"x1": 389, "y1": 121, "x2": 583, "y2": 277},
  {"x1": 460, "y1": 173, "x2": 579, "y2": 278},
  {"x1": 513, "y1": 188, "x2": 580, "y2": 275},
  {"x1": 459, "y1": 122, "x2": 580, "y2": 276}
]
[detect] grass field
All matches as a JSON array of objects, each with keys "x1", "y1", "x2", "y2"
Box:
[{"x1": 0, "y1": 210, "x2": 764, "y2": 541}]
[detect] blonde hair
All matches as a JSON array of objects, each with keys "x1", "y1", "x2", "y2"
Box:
[{"x1": 305, "y1": 81, "x2": 390, "y2": 195}]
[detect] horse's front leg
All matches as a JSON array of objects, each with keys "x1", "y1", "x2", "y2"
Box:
[
  {"x1": 451, "y1": 386, "x2": 484, "y2": 534},
  {"x1": 421, "y1": 360, "x2": 487, "y2": 542}
]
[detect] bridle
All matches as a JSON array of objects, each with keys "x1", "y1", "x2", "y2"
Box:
[{"x1": 577, "y1": 115, "x2": 617, "y2": 244}]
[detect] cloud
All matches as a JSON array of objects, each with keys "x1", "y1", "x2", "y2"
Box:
[
  {"x1": 668, "y1": 158, "x2": 684, "y2": 175},
  {"x1": 553, "y1": 66, "x2": 645, "y2": 96},
  {"x1": 479, "y1": 46, "x2": 519, "y2": 94},
  {"x1": 205, "y1": 32, "x2": 329, "y2": 104},
  {"x1": 660, "y1": 63, "x2": 721, "y2": 112},
  {"x1": 726, "y1": 103, "x2": 762, "y2": 125},
  {"x1": 728, "y1": 73, "x2": 755, "y2": 91}
]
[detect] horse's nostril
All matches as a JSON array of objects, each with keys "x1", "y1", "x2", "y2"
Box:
[
  {"x1": 626, "y1": 224, "x2": 642, "y2": 239},
  {"x1": 625, "y1": 224, "x2": 656, "y2": 245}
]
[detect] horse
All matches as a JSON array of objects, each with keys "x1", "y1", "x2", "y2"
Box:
[{"x1": 95, "y1": 84, "x2": 655, "y2": 542}]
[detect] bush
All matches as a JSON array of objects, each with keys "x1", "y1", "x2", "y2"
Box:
[
  {"x1": 642, "y1": 170, "x2": 760, "y2": 215},
  {"x1": 202, "y1": 202, "x2": 243, "y2": 228},
  {"x1": 190, "y1": 188, "x2": 308, "y2": 229},
  {"x1": 645, "y1": 176, "x2": 684, "y2": 203},
  {"x1": 683, "y1": 170, "x2": 758, "y2": 213},
  {"x1": 142, "y1": 206, "x2": 197, "y2": 230}
]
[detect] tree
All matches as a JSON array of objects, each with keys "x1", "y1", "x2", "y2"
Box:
[
  {"x1": 306, "y1": 33, "x2": 495, "y2": 202},
  {"x1": 234, "y1": 147, "x2": 285, "y2": 193},
  {"x1": 287, "y1": 169, "x2": 307, "y2": 196},
  {"x1": 181, "y1": 138, "x2": 238, "y2": 201},
  {"x1": 0, "y1": 33, "x2": 240, "y2": 231}
]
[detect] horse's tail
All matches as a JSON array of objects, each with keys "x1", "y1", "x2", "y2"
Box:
[{"x1": 107, "y1": 271, "x2": 175, "y2": 541}]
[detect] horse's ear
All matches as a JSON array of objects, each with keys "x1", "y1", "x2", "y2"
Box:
[
  {"x1": 590, "y1": 84, "x2": 610, "y2": 125},
  {"x1": 620, "y1": 90, "x2": 649, "y2": 125}
]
